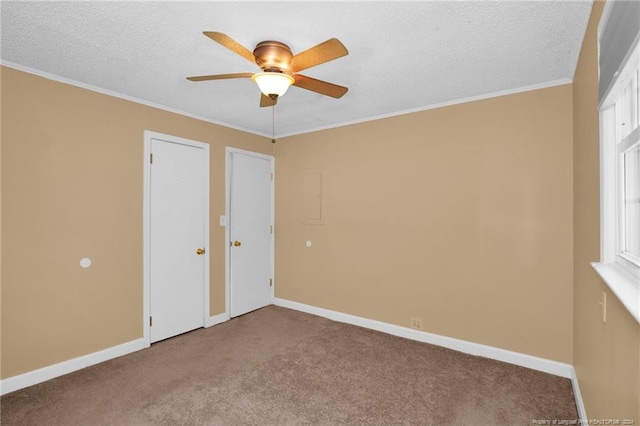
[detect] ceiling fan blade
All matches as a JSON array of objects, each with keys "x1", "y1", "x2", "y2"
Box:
[
  {"x1": 260, "y1": 93, "x2": 277, "y2": 107},
  {"x1": 187, "y1": 72, "x2": 253, "y2": 82},
  {"x1": 203, "y1": 32, "x2": 256, "y2": 64},
  {"x1": 290, "y1": 38, "x2": 348, "y2": 73},
  {"x1": 293, "y1": 74, "x2": 348, "y2": 98}
]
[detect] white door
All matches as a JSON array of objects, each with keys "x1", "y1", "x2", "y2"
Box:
[
  {"x1": 228, "y1": 149, "x2": 273, "y2": 317},
  {"x1": 148, "y1": 136, "x2": 208, "y2": 343}
]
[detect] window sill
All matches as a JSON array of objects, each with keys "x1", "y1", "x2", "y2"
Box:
[{"x1": 591, "y1": 261, "x2": 640, "y2": 324}]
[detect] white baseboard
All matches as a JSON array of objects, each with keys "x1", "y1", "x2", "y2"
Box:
[
  {"x1": 1, "y1": 313, "x2": 232, "y2": 396},
  {"x1": 571, "y1": 367, "x2": 588, "y2": 423},
  {"x1": 273, "y1": 297, "x2": 573, "y2": 378},
  {"x1": 205, "y1": 312, "x2": 230, "y2": 328},
  {"x1": 2, "y1": 304, "x2": 585, "y2": 416},
  {"x1": 0, "y1": 338, "x2": 145, "y2": 396}
]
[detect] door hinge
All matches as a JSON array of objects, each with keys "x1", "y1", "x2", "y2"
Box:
[
  {"x1": 270, "y1": 172, "x2": 273, "y2": 181},
  {"x1": 270, "y1": 278, "x2": 273, "y2": 287},
  {"x1": 150, "y1": 316, "x2": 153, "y2": 326},
  {"x1": 270, "y1": 225, "x2": 273, "y2": 234},
  {"x1": 150, "y1": 153, "x2": 153, "y2": 164}
]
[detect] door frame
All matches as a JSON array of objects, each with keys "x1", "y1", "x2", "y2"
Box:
[
  {"x1": 143, "y1": 130, "x2": 210, "y2": 348},
  {"x1": 225, "y1": 147, "x2": 275, "y2": 316}
]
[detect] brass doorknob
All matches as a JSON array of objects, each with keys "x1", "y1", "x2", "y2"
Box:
[
  {"x1": 196, "y1": 248, "x2": 206, "y2": 255},
  {"x1": 233, "y1": 241, "x2": 242, "y2": 247}
]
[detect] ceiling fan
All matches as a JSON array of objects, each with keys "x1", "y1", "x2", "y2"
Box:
[{"x1": 187, "y1": 32, "x2": 349, "y2": 107}]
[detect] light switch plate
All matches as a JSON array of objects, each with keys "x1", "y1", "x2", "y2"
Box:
[{"x1": 219, "y1": 215, "x2": 226, "y2": 227}]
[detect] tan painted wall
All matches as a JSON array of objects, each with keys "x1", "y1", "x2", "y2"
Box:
[
  {"x1": 572, "y1": 1, "x2": 640, "y2": 419},
  {"x1": 0, "y1": 67, "x2": 272, "y2": 379},
  {"x1": 275, "y1": 84, "x2": 574, "y2": 363}
]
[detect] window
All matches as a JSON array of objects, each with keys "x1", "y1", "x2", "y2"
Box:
[
  {"x1": 622, "y1": 131, "x2": 640, "y2": 261},
  {"x1": 594, "y1": 31, "x2": 640, "y2": 324}
]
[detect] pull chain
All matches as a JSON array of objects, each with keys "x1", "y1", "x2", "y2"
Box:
[
  {"x1": 271, "y1": 105, "x2": 276, "y2": 144},
  {"x1": 272, "y1": 105, "x2": 275, "y2": 138}
]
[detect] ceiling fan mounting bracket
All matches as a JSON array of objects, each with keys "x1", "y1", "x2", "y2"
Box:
[{"x1": 253, "y1": 40, "x2": 293, "y2": 72}]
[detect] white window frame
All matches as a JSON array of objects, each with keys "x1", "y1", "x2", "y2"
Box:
[{"x1": 593, "y1": 35, "x2": 640, "y2": 324}]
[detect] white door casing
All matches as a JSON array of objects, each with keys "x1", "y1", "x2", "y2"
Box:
[
  {"x1": 143, "y1": 131, "x2": 210, "y2": 346},
  {"x1": 226, "y1": 148, "x2": 274, "y2": 318}
]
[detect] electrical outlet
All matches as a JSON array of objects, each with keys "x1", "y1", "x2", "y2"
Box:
[{"x1": 410, "y1": 317, "x2": 423, "y2": 330}]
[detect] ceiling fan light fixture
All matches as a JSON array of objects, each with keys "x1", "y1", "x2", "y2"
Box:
[{"x1": 252, "y1": 72, "x2": 294, "y2": 98}]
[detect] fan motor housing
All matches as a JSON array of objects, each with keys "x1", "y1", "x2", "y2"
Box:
[{"x1": 253, "y1": 41, "x2": 293, "y2": 72}]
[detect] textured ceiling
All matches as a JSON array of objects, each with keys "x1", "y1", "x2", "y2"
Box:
[{"x1": 1, "y1": 1, "x2": 593, "y2": 138}]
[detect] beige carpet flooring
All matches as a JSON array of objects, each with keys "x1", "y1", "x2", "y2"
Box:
[{"x1": 1, "y1": 305, "x2": 577, "y2": 425}]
